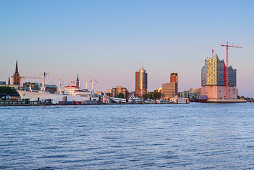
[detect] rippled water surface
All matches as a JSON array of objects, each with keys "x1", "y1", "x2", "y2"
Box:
[{"x1": 1, "y1": 103, "x2": 254, "y2": 169}]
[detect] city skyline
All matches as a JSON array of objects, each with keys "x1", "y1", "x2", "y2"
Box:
[{"x1": 0, "y1": 0, "x2": 254, "y2": 96}]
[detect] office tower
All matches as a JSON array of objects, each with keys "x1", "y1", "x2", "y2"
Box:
[
  {"x1": 170, "y1": 73, "x2": 178, "y2": 96},
  {"x1": 135, "y1": 67, "x2": 147, "y2": 98},
  {"x1": 170, "y1": 73, "x2": 178, "y2": 83}
]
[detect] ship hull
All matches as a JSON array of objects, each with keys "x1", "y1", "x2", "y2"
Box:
[{"x1": 17, "y1": 90, "x2": 92, "y2": 104}]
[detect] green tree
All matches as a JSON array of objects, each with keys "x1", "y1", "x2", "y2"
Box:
[
  {"x1": 142, "y1": 91, "x2": 162, "y2": 100},
  {"x1": 142, "y1": 93, "x2": 149, "y2": 100},
  {"x1": 0, "y1": 86, "x2": 19, "y2": 96},
  {"x1": 117, "y1": 93, "x2": 124, "y2": 98}
]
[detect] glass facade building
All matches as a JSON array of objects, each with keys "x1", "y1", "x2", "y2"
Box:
[
  {"x1": 201, "y1": 55, "x2": 236, "y2": 87},
  {"x1": 135, "y1": 67, "x2": 147, "y2": 97}
]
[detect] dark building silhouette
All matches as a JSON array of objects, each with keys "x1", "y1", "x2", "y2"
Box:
[
  {"x1": 76, "y1": 74, "x2": 79, "y2": 88},
  {"x1": 13, "y1": 61, "x2": 21, "y2": 86}
]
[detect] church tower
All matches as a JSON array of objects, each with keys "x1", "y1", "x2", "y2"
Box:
[
  {"x1": 76, "y1": 74, "x2": 79, "y2": 89},
  {"x1": 13, "y1": 61, "x2": 21, "y2": 86}
]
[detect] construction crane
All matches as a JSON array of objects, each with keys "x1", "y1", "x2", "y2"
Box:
[
  {"x1": 20, "y1": 76, "x2": 41, "y2": 86},
  {"x1": 221, "y1": 41, "x2": 242, "y2": 99},
  {"x1": 21, "y1": 76, "x2": 41, "y2": 81}
]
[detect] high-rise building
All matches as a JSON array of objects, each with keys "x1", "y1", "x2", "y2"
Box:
[
  {"x1": 170, "y1": 73, "x2": 178, "y2": 96},
  {"x1": 162, "y1": 73, "x2": 178, "y2": 99},
  {"x1": 13, "y1": 61, "x2": 21, "y2": 86},
  {"x1": 170, "y1": 73, "x2": 178, "y2": 83},
  {"x1": 201, "y1": 54, "x2": 236, "y2": 87},
  {"x1": 135, "y1": 67, "x2": 147, "y2": 97},
  {"x1": 201, "y1": 53, "x2": 237, "y2": 99}
]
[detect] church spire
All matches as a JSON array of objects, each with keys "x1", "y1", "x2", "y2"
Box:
[
  {"x1": 76, "y1": 73, "x2": 79, "y2": 88},
  {"x1": 13, "y1": 60, "x2": 21, "y2": 86},
  {"x1": 15, "y1": 60, "x2": 18, "y2": 73},
  {"x1": 76, "y1": 73, "x2": 79, "y2": 81}
]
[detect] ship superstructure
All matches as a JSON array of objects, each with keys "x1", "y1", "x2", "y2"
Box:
[{"x1": 17, "y1": 72, "x2": 99, "y2": 104}]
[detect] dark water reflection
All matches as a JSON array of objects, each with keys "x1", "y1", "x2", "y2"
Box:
[{"x1": 1, "y1": 103, "x2": 254, "y2": 169}]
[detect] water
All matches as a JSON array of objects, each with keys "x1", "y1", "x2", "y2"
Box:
[{"x1": 1, "y1": 103, "x2": 254, "y2": 169}]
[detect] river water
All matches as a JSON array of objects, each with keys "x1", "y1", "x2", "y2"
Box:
[{"x1": 1, "y1": 103, "x2": 254, "y2": 169}]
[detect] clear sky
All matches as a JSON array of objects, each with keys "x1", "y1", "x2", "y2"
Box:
[{"x1": 0, "y1": 0, "x2": 254, "y2": 96}]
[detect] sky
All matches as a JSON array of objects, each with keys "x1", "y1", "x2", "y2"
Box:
[{"x1": 0, "y1": 0, "x2": 254, "y2": 96}]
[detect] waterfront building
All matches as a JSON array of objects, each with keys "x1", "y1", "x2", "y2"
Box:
[
  {"x1": 23, "y1": 82, "x2": 40, "y2": 91},
  {"x1": 45, "y1": 85, "x2": 58, "y2": 94},
  {"x1": 13, "y1": 61, "x2": 21, "y2": 86},
  {"x1": 170, "y1": 73, "x2": 178, "y2": 96},
  {"x1": 0, "y1": 81, "x2": 6, "y2": 86},
  {"x1": 111, "y1": 86, "x2": 128, "y2": 98},
  {"x1": 201, "y1": 53, "x2": 237, "y2": 99},
  {"x1": 170, "y1": 73, "x2": 178, "y2": 84},
  {"x1": 179, "y1": 88, "x2": 201, "y2": 99},
  {"x1": 135, "y1": 67, "x2": 147, "y2": 97},
  {"x1": 162, "y1": 82, "x2": 178, "y2": 99},
  {"x1": 161, "y1": 73, "x2": 178, "y2": 99}
]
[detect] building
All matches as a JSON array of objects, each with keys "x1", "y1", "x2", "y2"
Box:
[
  {"x1": 111, "y1": 86, "x2": 128, "y2": 98},
  {"x1": 179, "y1": 88, "x2": 201, "y2": 99},
  {"x1": 45, "y1": 85, "x2": 58, "y2": 93},
  {"x1": 0, "y1": 81, "x2": 6, "y2": 86},
  {"x1": 170, "y1": 73, "x2": 178, "y2": 84},
  {"x1": 161, "y1": 73, "x2": 178, "y2": 99},
  {"x1": 170, "y1": 73, "x2": 178, "y2": 95},
  {"x1": 201, "y1": 53, "x2": 237, "y2": 99},
  {"x1": 23, "y1": 82, "x2": 40, "y2": 91},
  {"x1": 162, "y1": 82, "x2": 178, "y2": 99},
  {"x1": 201, "y1": 54, "x2": 236, "y2": 87},
  {"x1": 135, "y1": 67, "x2": 147, "y2": 97},
  {"x1": 13, "y1": 61, "x2": 21, "y2": 86},
  {"x1": 76, "y1": 74, "x2": 79, "y2": 88}
]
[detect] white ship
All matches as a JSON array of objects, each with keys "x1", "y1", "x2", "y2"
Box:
[{"x1": 17, "y1": 73, "x2": 99, "y2": 104}]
